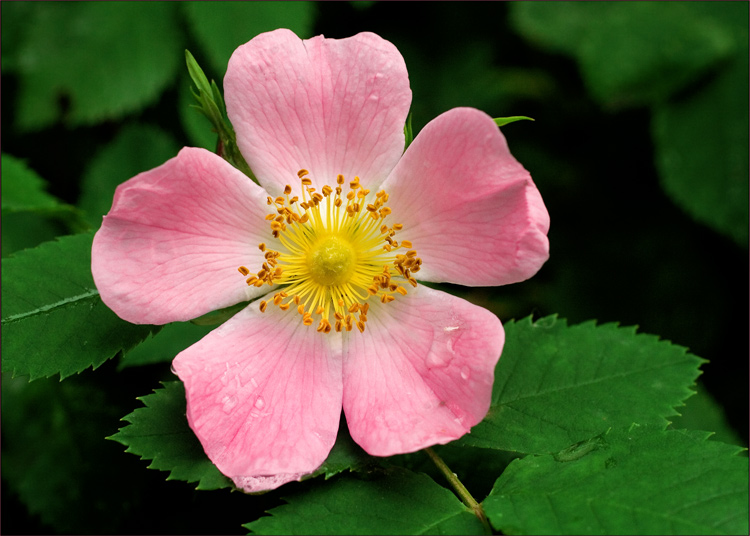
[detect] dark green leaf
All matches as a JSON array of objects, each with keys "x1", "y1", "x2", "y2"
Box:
[
  {"x1": 245, "y1": 467, "x2": 485, "y2": 535},
  {"x1": 460, "y1": 316, "x2": 705, "y2": 454},
  {"x1": 484, "y1": 425, "x2": 749, "y2": 535},
  {"x1": 670, "y1": 383, "x2": 745, "y2": 447},
  {"x1": 1, "y1": 374, "x2": 141, "y2": 532},
  {"x1": 2, "y1": 154, "x2": 69, "y2": 212},
  {"x1": 511, "y1": 3, "x2": 735, "y2": 107},
  {"x1": 1, "y1": 233, "x2": 157, "y2": 380},
  {"x1": 78, "y1": 124, "x2": 181, "y2": 228},
  {"x1": 117, "y1": 321, "x2": 215, "y2": 370},
  {"x1": 182, "y1": 1, "x2": 315, "y2": 77},
  {"x1": 14, "y1": 2, "x2": 182, "y2": 130},
  {"x1": 652, "y1": 8, "x2": 749, "y2": 246},
  {"x1": 108, "y1": 381, "x2": 233, "y2": 491}
]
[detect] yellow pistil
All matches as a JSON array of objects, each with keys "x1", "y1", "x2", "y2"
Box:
[{"x1": 239, "y1": 169, "x2": 422, "y2": 333}]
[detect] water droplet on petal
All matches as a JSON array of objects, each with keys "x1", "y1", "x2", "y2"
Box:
[
  {"x1": 254, "y1": 396, "x2": 265, "y2": 410},
  {"x1": 460, "y1": 366, "x2": 471, "y2": 381},
  {"x1": 222, "y1": 395, "x2": 238, "y2": 413}
]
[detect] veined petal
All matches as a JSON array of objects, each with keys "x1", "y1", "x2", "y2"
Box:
[
  {"x1": 172, "y1": 298, "x2": 344, "y2": 493},
  {"x1": 382, "y1": 107, "x2": 550, "y2": 287},
  {"x1": 342, "y1": 285, "x2": 503, "y2": 456},
  {"x1": 224, "y1": 29, "x2": 411, "y2": 195},
  {"x1": 92, "y1": 147, "x2": 276, "y2": 325}
]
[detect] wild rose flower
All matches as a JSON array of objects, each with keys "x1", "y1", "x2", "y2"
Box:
[{"x1": 92, "y1": 29, "x2": 550, "y2": 492}]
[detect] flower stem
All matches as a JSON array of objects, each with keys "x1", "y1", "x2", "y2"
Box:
[{"x1": 424, "y1": 447, "x2": 493, "y2": 534}]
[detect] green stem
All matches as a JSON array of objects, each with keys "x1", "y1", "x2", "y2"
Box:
[{"x1": 424, "y1": 447, "x2": 493, "y2": 534}]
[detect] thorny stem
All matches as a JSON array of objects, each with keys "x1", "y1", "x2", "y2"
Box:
[{"x1": 424, "y1": 447, "x2": 493, "y2": 534}]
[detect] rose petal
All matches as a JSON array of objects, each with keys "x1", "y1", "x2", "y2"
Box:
[
  {"x1": 224, "y1": 29, "x2": 411, "y2": 195},
  {"x1": 342, "y1": 285, "x2": 503, "y2": 456},
  {"x1": 172, "y1": 298, "x2": 344, "y2": 493},
  {"x1": 382, "y1": 107, "x2": 550, "y2": 286},
  {"x1": 92, "y1": 147, "x2": 276, "y2": 325}
]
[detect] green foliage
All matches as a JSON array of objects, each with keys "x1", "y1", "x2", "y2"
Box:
[
  {"x1": 652, "y1": 8, "x2": 749, "y2": 246},
  {"x1": 78, "y1": 124, "x2": 181, "y2": 228},
  {"x1": 460, "y1": 316, "x2": 705, "y2": 453},
  {"x1": 245, "y1": 467, "x2": 485, "y2": 535},
  {"x1": 9, "y1": 2, "x2": 183, "y2": 130},
  {"x1": 117, "y1": 321, "x2": 215, "y2": 370},
  {"x1": 484, "y1": 425, "x2": 749, "y2": 535},
  {"x1": 510, "y1": 2, "x2": 734, "y2": 108},
  {"x1": 1, "y1": 233, "x2": 157, "y2": 380},
  {"x1": 182, "y1": 1, "x2": 315, "y2": 76},
  {"x1": 109, "y1": 381, "x2": 233, "y2": 490},
  {"x1": 493, "y1": 116, "x2": 534, "y2": 127},
  {"x1": 1, "y1": 374, "x2": 138, "y2": 533},
  {"x1": 109, "y1": 382, "x2": 376, "y2": 489},
  {"x1": 1, "y1": 154, "x2": 85, "y2": 256}
]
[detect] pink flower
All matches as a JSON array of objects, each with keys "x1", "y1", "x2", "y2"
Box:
[{"x1": 92, "y1": 29, "x2": 549, "y2": 492}]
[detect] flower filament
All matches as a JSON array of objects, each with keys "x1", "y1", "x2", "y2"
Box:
[{"x1": 238, "y1": 170, "x2": 421, "y2": 333}]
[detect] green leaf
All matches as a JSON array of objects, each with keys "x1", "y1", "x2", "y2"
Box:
[
  {"x1": 484, "y1": 425, "x2": 749, "y2": 535},
  {"x1": 117, "y1": 321, "x2": 215, "y2": 370},
  {"x1": 182, "y1": 1, "x2": 315, "y2": 77},
  {"x1": 511, "y1": 2, "x2": 735, "y2": 108},
  {"x1": 1, "y1": 373, "x2": 143, "y2": 533},
  {"x1": 460, "y1": 316, "x2": 705, "y2": 454},
  {"x1": 670, "y1": 383, "x2": 745, "y2": 447},
  {"x1": 110, "y1": 382, "x2": 378, "y2": 489},
  {"x1": 652, "y1": 7, "x2": 749, "y2": 246},
  {"x1": 310, "y1": 418, "x2": 376, "y2": 481},
  {"x1": 108, "y1": 381, "x2": 233, "y2": 491},
  {"x1": 1, "y1": 233, "x2": 157, "y2": 380},
  {"x1": 1, "y1": 154, "x2": 69, "y2": 213},
  {"x1": 78, "y1": 124, "x2": 181, "y2": 228},
  {"x1": 493, "y1": 116, "x2": 534, "y2": 127},
  {"x1": 245, "y1": 467, "x2": 485, "y2": 535},
  {"x1": 14, "y1": 2, "x2": 182, "y2": 130}
]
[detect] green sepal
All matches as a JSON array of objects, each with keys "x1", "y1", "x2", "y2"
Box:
[
  {"x1": 184, "y1": 49, "x2": 256, "y2": 182},
  {"x1": 493, "y1": 116, "x2": 534, "y2": 127},
  {"x1": 403, "y1": 112, "x2": 414, "y2": 151}
]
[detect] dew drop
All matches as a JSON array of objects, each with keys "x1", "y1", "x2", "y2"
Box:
[
  {"x1": 254, "y1": 396, "x2": 266, "y2": 410},
  {"x1": 460, "y1": 366, "x2": 471, "y2": 381},
  {"x1": 222, "y1": 395, "x2": 238, "y2": 413}
]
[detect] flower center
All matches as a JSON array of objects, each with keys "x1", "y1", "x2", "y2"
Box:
[
  {"x1": 238, "y1": 170, "x2": 422, "y2": 334},
  {"x1": 307, "y1": 236, "x2": 356, "y2": 287}
]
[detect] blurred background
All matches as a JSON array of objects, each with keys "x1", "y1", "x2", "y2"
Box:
[{"x1": 2, "y1": 2, "x2": 747, "y2": 534}]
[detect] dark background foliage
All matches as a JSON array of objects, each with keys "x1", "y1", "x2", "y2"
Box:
[{"x1": 2, "y1": 2, "x2": 747, "y2": 534}]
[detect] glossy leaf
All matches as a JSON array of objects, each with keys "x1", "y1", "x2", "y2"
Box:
[
  {"x1": 109, "y1": 381, "x2": 233, "y2": 491},
  {"x1": 245, "y1": 467, "x2": 485, "y2": 535},
  {"x1": 1, "y1": 233, "x2": 157, "y2": 380},
  {"x1": 460, "y1": 316, "x2": 705, "y2": 453},
  {"x1": 484, "y1": 425, "x2": 749, "y2": 535}
]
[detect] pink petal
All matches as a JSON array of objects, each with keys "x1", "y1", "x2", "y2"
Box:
[
  {"x1": 92, "y1": 147, "x2": 276, "y2": 325},
  {"x1": 382, "y1": 107, "x2": 550, "y2": 287},
  {"x1": 342, "y1": 285, "x2": 503, "y2": 456},
  {"x1": 172, "y1": 298, "x2": 343, "y2": 493},
  {"x1": 224, "y1": 29, "x2": 411, "y2": 195}
]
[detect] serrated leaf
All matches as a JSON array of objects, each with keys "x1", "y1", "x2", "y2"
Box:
[
  {"x1": 110, "y1": 382, "x2": 379, "y2": 489},
  {"x1": 117, "y1": 321, "x2": 214, "y2": 370},
  {"x1": 109, "y1": 381, "x2": 233, "y2": 490},
  {"x1": 14, "y1": 2, "x2": 182, "y2": 130},
  {"x1": 460, "y1": 316, "x2": 704, "y2": 454},
  {"x1": 1, "y1": 233, "x2": 157, "y2": 380},
  {"x1": 652, "y1": 7, "x2": 748, "y2": 247},
  {"x1": 78, "y1": 124, "x2": 181, "y2": 228},
  {"x1": 183, "y1": 1, "x2": 315, "y2": 77},
  {"x1": 1, "y1": 153, "x2": 69, "y2": 212},
  {"x1": 245, "y1": 467, "x2": 485, "y2": 535},
  {"x1": 484, "y1": 425, "x2": 749, "y2": 535}
]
